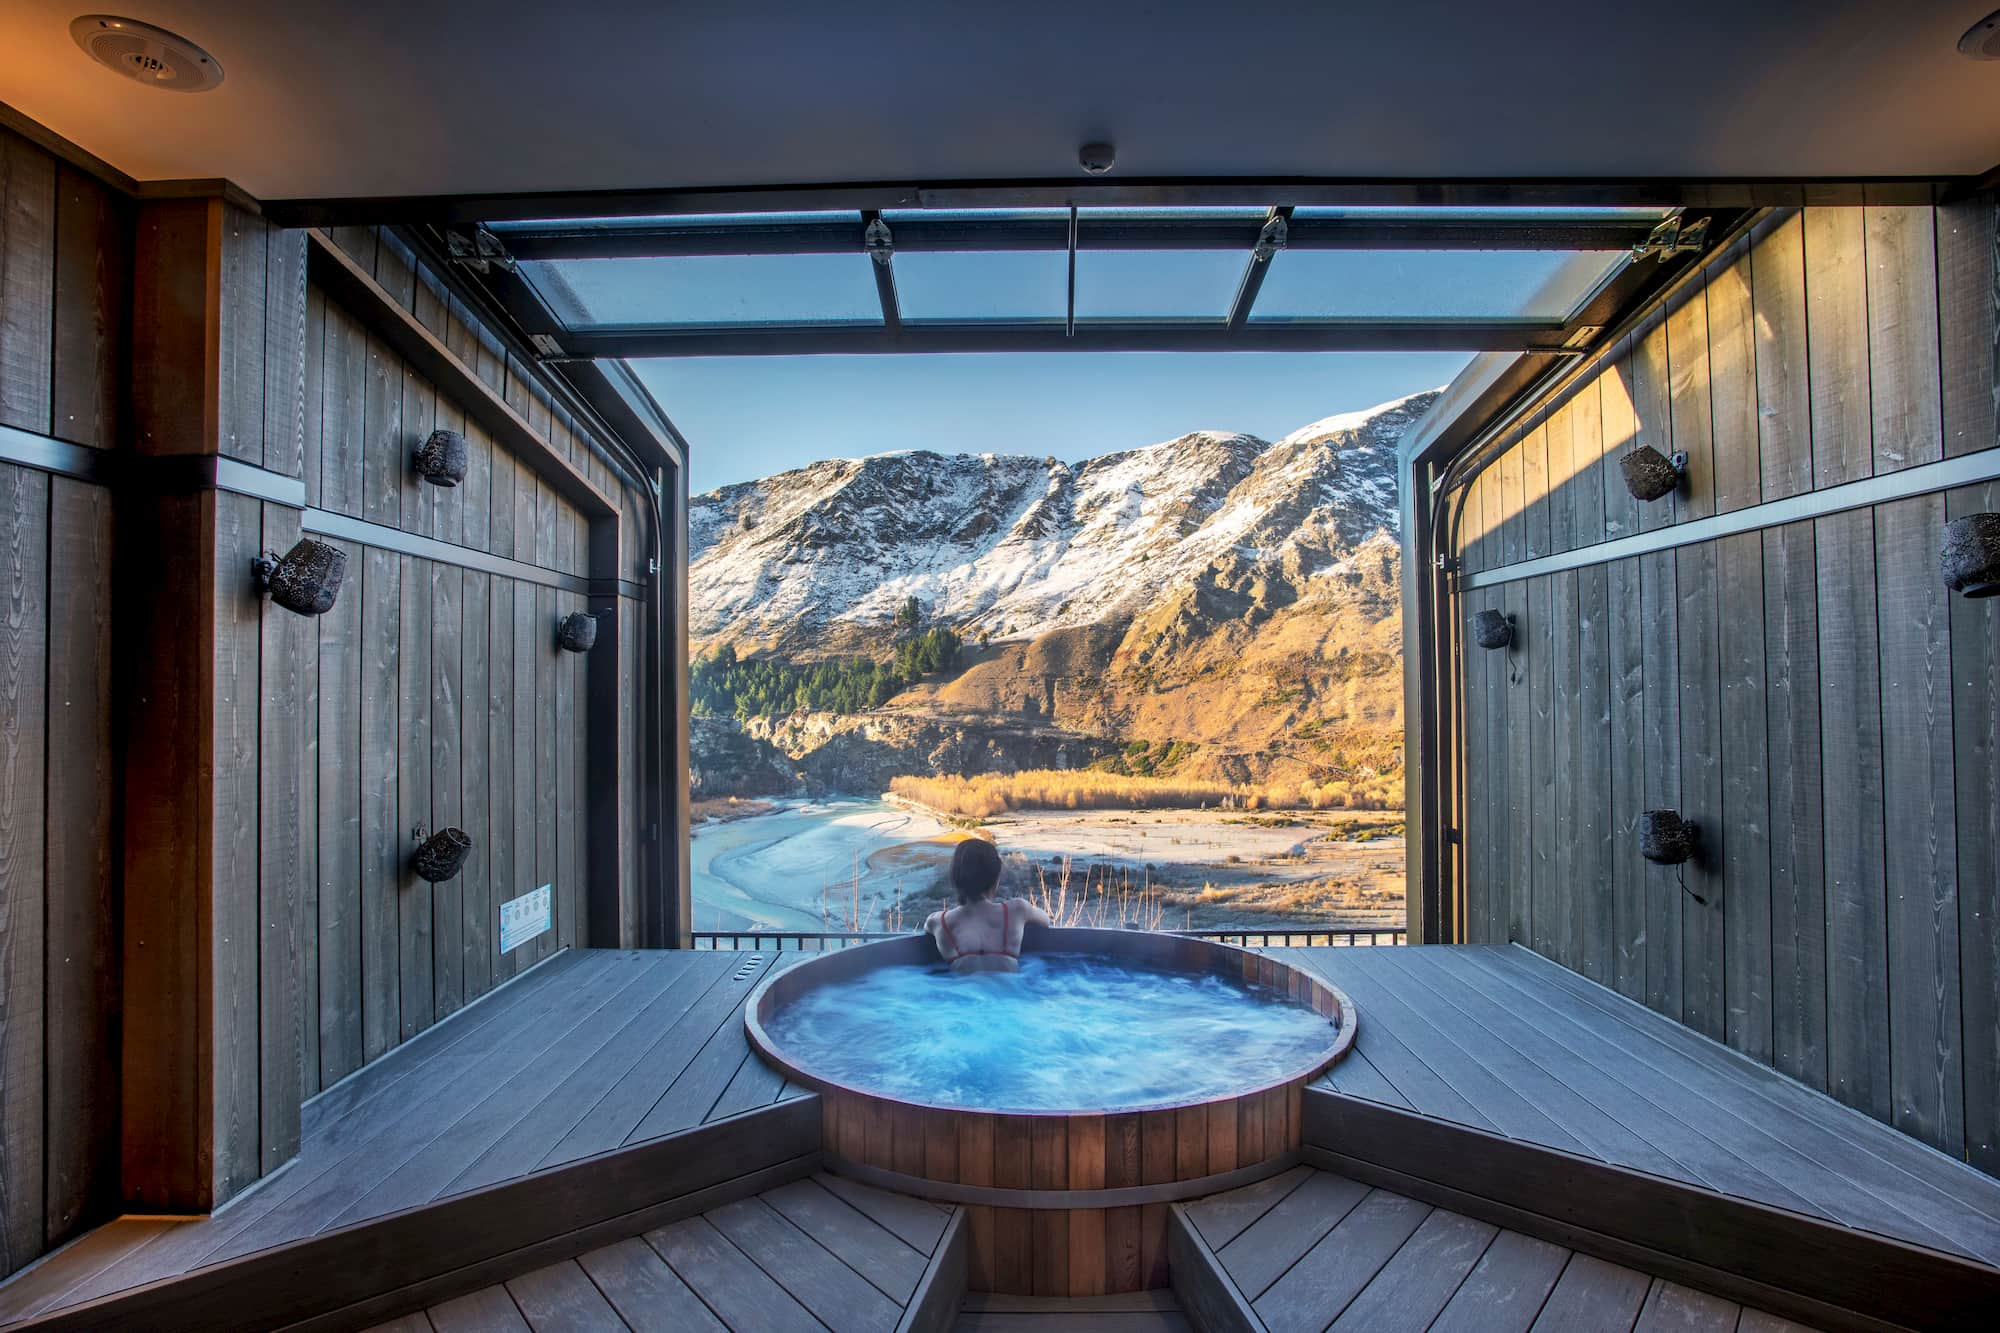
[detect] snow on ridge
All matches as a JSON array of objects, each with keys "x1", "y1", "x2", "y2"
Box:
[
  {"x1": 690, "y1": 393, "x2": 1435, "y2": 645},
  {"x1": 1277, "y1": 387, "x2": 1443, "y2": 448}
]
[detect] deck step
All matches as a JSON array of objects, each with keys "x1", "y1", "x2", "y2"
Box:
[
  {"x1": 1305, "y1": 1088, "x2": 1998, "y2": 1331},
  {"x1": 1169, "y1": 1165, "x2": 1831, "y2": 1333},
  {"x1": 352, "y1": 1174, "x2": 967, "y2": 1333},
  {"x1": 955, "y1": 1290, "x2": 1191, "y2": 1331}
]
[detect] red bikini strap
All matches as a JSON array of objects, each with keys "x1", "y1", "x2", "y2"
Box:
[{"x1": 937, "y1": 908, "x2": 959, "y2": 954}]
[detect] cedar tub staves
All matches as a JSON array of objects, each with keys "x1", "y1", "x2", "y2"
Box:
[{"x1": 743, "y1": 927, "x2": 1356, "y2": 1296}]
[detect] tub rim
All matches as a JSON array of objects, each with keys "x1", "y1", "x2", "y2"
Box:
[{"x1": 742, "y1": 926, "x2": 1358, "y2": 1118}]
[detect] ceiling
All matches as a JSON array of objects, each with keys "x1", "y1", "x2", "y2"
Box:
[{"x1": 4, "y1": 1, "x2": 1995, "y2": 205}]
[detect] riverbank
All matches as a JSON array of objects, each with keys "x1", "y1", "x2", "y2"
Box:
[{"x1": 693, "y1": 795, "x2": 1405, "y2": 933}]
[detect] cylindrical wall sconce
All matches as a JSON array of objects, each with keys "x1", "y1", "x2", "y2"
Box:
[
  {"x1": 413, "y1": 429, "x2": 468, "y2": 487},
  {"x1": 411, "y1": 825, "x2": 474, "y2": 883},
  {"x1": 1638, "y1": 809, "x2": 1698, "y2": 865},
  {"x1": 253, "y1": 538, "x2": 346, "y2": 616},
  {"x1": 1942, "y1": 513, "x2": 2000, "y2": 598},
  {"x1": 1471, "y1": 608, "x2": 1515, "y2": 650},
  {"x1": 1620, "y1": 446, "x2": 1687, "y2": 502},
  {"x1": 556, "y1": 610, "x2": 599, "y2": 653}
]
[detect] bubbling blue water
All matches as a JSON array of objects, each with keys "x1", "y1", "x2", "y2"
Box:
[{"x1": 763, "y1": 952, "x2": 1339, "y2": 1112}]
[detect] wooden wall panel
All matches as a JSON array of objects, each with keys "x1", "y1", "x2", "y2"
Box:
[
  {"x1": 50, "y1": 165, "x2": 128, "y2": 450},
  {"x1": 212, "y1": 490, "x2": 265, "y2": 1202},
  {"x1": 460, "y1": 571, "x2": 492, "y2": 1001},
  {"x1": 1815, "y1": 506, "x2": 1887, "y2": 1120},
  {"x1": 317, "y1": 539, "x2": 365, "y2": 1085},
  {"x1": 1949, "y1": 481, "x2": 2000, "y2": 1174},
  {"x1": 43, "y1": 479, "x2": 115, "y2": 1244},
  {"x1": 1675, "y1": 540, "x2": 1722, "y2": 1040},
  {"x1": 1875, "y1": 495, "x2": 1961, "y2": 1154},
  {"x1": 0, "y1": 463, "x2": 50, "y2": 1275},
  {"x1": 1638, "y1": 552, "x2": 1680, "y2": 1017},
  {"x1": 1762, "y1": 520, "x2": 1826, "y2": 1090},
  {"x1": 1453, "y1": 200, "x2": 2000, "y2": 1170},
  {"x1": 0, "y1": 137, "x2": 55, "y2": 433},
  {"x1": 398, "y1": 555, "x2": 433, "y2": 1039},
  {"x1": 1716, "y1": 532, "x2": 1771, "y2": 1065},
  {"x1": 0, "y1": 135, "x2": 647, "y2": 1278}
]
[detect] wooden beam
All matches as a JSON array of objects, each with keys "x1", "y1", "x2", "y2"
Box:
[{"x1": 304, "y1": 229, "x2": 615, "y2": 518}]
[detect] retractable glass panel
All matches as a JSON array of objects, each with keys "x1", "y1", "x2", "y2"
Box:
[
  {"x1": 1250, "y1": 249, "x2": 1628, "y2": 323},
  {"x1": 1074, "y1": 249, "x2": 1245, "y2": 321},
  {"x1": 894, "y1": 250, "x2": 1068, "y2": 322},
  {"x1": 484, "y1": 201, "x2": 1691, "y2": 352},
  {"x1": 521, "y1": 253, "x2": 884, "y2": 327}
]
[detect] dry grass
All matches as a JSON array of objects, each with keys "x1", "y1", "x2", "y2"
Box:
[
  {"x1": 1015, "y1": 854, "x2": 1172, "y2": 931},
  {"x1": 890, "y1": 768, "x2": 1399, "y2": 818}
]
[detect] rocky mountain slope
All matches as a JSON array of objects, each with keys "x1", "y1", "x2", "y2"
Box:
[{"x1": 690, "y1": 389, "x2": 1436, "y2": 794}]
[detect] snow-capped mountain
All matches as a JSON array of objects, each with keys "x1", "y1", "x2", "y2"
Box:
[{"x1": 690, "y1": 389, "x2": 1434, "y2": 653}]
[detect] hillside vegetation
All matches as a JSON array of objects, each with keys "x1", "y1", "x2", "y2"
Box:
[
  {"x1": 889, "y1": 768, "x2": 1401, "y2": 818},
  {"x1": 692, "y1": 628, "x2": 962, "y2": 719}
]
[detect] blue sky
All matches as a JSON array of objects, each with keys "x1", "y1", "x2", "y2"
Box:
[{"x1": 635, "y1": 351, "x2": 1473, "y2": 494}]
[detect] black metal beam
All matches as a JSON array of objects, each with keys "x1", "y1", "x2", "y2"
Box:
[
  {"x1": 562, "y1": 319, "x2": 1575, "y2": 357},
  {"x1": 1226, "y1": 207, "x2": 1292, "y2": 331},
  {"x1": 261, "y1": 176, "x2": 1954, "y2": 230},
  {"x1": 861, "y1": 210, "x2": 901, "y2": 331},
  {"x1": 494, "y1": 214, "x2": 1663, "y2": 261}
]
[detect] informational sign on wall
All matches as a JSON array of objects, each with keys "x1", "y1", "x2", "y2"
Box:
[{"x1": 500, "y1": 884, "x2": 552, "y2": 954}]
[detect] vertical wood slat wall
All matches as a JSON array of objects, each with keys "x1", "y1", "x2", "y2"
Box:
[
  {"x1": 302, "y1": 228, "x2": 599, "y2": 1096},
  {"x1": 0, "y1": 119, "x2": 646, "y2": 1279},
  {"x1": 1454, "y1": 199, "x2": 2000, "y2": 1172},
  {"x1": 0, "y1": 130, "x2": 125, "y2": 1277}
]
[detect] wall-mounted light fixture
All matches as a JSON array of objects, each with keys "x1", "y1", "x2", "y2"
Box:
[
  {"x1": 411, "y1": 825, "x2": 473, "y2": 883},
  {"x1": 412, "y1": 429, "x2": 468, "y2": 487},
  {"x1": 556, "y1": 610, "x2": 599, "y2": 653},
  {"x1": 1638, "y1": 809, "x2": 1708, "y2": 905},
  {"x1": 1942, "y1": 513, "x2": 2000, "y2": 598},
  {"x1": 253, "y1": 538, "x2": 346, "y2": 616},
  {"x1": 1620, "y1": 446, "x2": 1687, "y2": 502},
  {"x1": 1471, "y1": 608, "x2": 1515, "y2": 650}
]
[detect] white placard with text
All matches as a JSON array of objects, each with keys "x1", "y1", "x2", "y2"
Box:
[{"x1": 500, "y1": 884, "x2": 552, "y2": 954}]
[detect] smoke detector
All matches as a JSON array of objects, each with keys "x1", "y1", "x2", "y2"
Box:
[
  {"x1": 70, "y1": 15, "x2": 224, "y2": 92},
  {"x1": 1961, "y1": 9, "x2": 2000, "y2": 59}
]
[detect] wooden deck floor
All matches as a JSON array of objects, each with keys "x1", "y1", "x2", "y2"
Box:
[
  {"x1": 361, "y1": 1172, "x2": 957, "y2": 1333},
  {"x1": 0, "y1": 948, "x2": 806, "y2": 1325},
  {"x1": 1282, "y1": 944, "x2": 2000, "y2": 1270},
  {"x1": 1186, "y1": 1164, "x2": 1819, "y2": 1333},
  {"x1": 6, "y1": 942, "x2": 1997, "y2": 1329}
]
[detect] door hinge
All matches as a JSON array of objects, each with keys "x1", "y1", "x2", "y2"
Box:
[
  {"x1": 1632, "y1": 214, "x2": 1710, "y2": 262},
  {"x1": 445, "y1": 225, "x2": 517, "y2": 274}
]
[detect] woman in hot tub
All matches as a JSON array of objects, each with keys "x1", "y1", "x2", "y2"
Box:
[{"x1": 923, "y1": 838, "x2": 1052, "y2": 973}]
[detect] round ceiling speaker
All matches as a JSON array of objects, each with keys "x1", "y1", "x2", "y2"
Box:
[
  {"x1": 70, "y1": 15, "x2": 224, "y2": 92},
  {"x1": 1961, "y1": 9, "x2": 2000, "y2": 59}
]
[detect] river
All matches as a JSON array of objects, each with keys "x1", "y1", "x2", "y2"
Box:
[{"x1": 691, "y1": 797, "x2": 957, "y2": 933}]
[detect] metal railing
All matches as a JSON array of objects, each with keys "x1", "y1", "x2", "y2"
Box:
[{"x1": 689, "y1": 926, "x2": 1406, "y2": 951}]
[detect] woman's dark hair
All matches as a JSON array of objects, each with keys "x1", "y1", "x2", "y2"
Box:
[{"x1": 950, "y1": 838, "x2": 1003, "y2": 903}]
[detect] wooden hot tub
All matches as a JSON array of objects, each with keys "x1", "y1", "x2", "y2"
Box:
[{"x1": 743, "y1": 927, "x2": 1356, "y2": 1296}]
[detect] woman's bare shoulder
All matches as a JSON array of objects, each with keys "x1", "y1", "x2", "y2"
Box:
[{"x1": 1011, "y1": 896, "x2": 1053, "y2": 924}]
